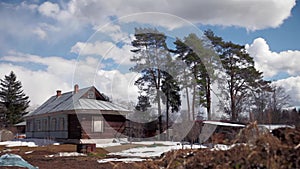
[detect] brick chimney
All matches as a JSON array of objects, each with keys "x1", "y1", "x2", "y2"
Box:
[
  {"x1": 56, "y1": 90, "x2": 62, "y2": 97},
  {"x1": 74, "y1": 84, "x2": 79, "y2": 94}
]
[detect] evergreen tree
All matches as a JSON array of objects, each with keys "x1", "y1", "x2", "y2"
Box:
[
  {"x1": 135, "y1": 95, "x2": 151, "y2": 112},
  {"x1": 130, "y1": 28, "x2": 181, "y2": 137},
  {"x1": 173, "y1": 33, "x2": 216, "y2": 120},
  {"x1": 161, "y1": 71, "x2": 181, "y2": 139},
  {"x1": 205, "y1": 30, "x2": 266, "y2": 121},
  {"x1": 0, "y1": 71, "x2": 30, "y2": 126}
]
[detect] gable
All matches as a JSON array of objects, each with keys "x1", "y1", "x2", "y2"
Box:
[{"x1": 80, "y1": 87, "x2": 109, "y2": 101}]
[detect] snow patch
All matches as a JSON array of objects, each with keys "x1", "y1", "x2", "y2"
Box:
[
  {"x1": 0, "y1": 141, "x2": 38, "y2": 147},
  {"x1": 97, "y1": 158, "x2": 146, "y2": 163},
  {"x1": 108, "y1": 142, "x2": 207, "y2": 158},
  {"x1": 96, "y1": 142, "x2": 121, "y2": 148},
  {"x1": 45, "y1": 152, "x2": 87, "y2": 158},
  {"x1": 203, "y1": 121, "x2": 245, "y2": 127}
]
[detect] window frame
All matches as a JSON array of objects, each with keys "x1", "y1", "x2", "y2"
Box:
[
  {"x1": 51, "y1": 118, "x2": 57, "y2": 131},
  {"x1": 92, "y1": 116, "x2": 104, "y2": 133},
  {"x1": 58, "y1": 117, "x2": 65, "y2": 131}
]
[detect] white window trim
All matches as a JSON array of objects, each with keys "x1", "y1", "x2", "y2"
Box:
[{"x1": 92, "y1": 116, "x2": 104, "y2": 132}]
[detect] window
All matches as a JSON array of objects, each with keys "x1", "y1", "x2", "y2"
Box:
[
  {"x1": 51, "y1": 118, "x2": 57, "y2": 131},
  {"x1": 42, "y1": 119, "x2": 48, "y2": 131},
  {"x1": 92, "y1": 116, "x2": 103, "y2": 132},
  {"x1": 58, "y1": 117, "x2": 65, "y2": 131},
  {"x1": 88, "y1": 91, "x2": 95, "y2": 99},
  {"x1": 36, "y1": 120, "x2": 41, "y2": 131},
  {"x1": 26, "y1": 121, "x2": 32, "y2": 132}
]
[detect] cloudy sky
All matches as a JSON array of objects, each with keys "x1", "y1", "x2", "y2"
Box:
[{"x1": 0, "y1": 0, "x2": 299, "y2": 107}]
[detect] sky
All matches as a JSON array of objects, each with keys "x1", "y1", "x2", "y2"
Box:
[{"x1": 0, "y1": 0, "x2": 299, "y2": 108}]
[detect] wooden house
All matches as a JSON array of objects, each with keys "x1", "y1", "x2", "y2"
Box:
[{"x1": 25, "y1": 85, "x2": 130, "y2": 143}]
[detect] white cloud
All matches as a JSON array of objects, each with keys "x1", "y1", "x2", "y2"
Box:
[
  {"x1": 273, "y1": 77, "x2": 300, "y2": 106},
  {"x1": 0, "y1": 51, "x2": 139, "y2": 106},
  {"x1": 2, "y1": 51, "x2": 75, "y2": 80},
  {"x1": 245, "y1": 38, "x2": 300, "y2": 106},
  {"x1": 95, "y1": 23, "x2": 133, "y2": 43},
  {"x1": 0, "y1": 63, "x2": 71, "y2": 107},
  {"x1": 0, "y1": 0, "x2": 296, "y2": 53},
  {"x1": 71, "y1": 41, "x2": 133, "y2": 65},
  {"x1": 33, "y1": 27, "x2": 47, "y2": 39},
  {"x1": 246, "y1": 38, "x2": 300, "y2": 78},
  {"x1": 41, "y1": 0, "x2": 295, "y2": 31},
  {"x1": 38, "y1": 2, "x2": 60, "y2": 18},
  {"x1": 95, "y1": 70, "x2": 140, "y2": 103}
]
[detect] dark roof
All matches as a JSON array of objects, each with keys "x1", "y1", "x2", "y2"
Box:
[{"x1": 28, "y1": 86, "x2": 129, "y2": 117}]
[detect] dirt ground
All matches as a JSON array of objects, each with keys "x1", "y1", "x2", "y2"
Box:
[
  {"x1": 0, "y1": 126, "x2": 299, "y2": 169},
  {"x1": 0, "y1": 144, "x2": 146, "y2": 169}
]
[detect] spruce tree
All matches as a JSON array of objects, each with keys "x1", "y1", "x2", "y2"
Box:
[{"x1": 0, "y1": 71, "x2": 30, "y2": 126}]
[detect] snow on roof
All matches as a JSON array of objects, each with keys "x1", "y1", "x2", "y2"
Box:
[
  {"x1": 14, "y1": 121, "x2": 26, "y2": 126},
  {"x1": 203, "y1": 121, "x2": 245, "y2": 127},
  {"x1": 282, "y1": 106, "x2": 300, "y2": 112}
]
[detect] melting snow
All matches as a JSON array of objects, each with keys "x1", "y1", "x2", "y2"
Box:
[
  {"x1": 97, "y1": 158, "x2": 146, "y2": 163},
  {"x1": 203, "y1": 121, "x2": 245, "y2": 127},
  {"x1": 108, "y1": 142, "x2": 207, "y2": 158},
  {"x1": 45, "y1": 152, "x2": 87, "y2": 158},
  {"x1": 96, "y1": 142, "x2": 121, "y2": 148},
  {"x1": 0, "y1": 141, "x2": 38, "y2": 147}
]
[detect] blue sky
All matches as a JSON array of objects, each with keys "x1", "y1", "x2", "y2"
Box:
[
  {"x1": 0, "y1": 0, "x2": 299, "y2": 107},
  {"x1": 200, "y1": 2, "x2": 300, "y2": 53}
]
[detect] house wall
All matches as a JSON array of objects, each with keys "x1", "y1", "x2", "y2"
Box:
[
  {"x1": 68, "y1": 114, "x2": 82, "y2": 139},
  {"x1": 77, "y1": 114, "x2": 126, "y2": 139},
  {"x1": 26, "y1": 114, "x2": 68, "y2": 139},
  {"x1": 26, "y1": 113, "x2": 127, "y2": 140}
]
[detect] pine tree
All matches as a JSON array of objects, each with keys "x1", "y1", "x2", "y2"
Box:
[
  {"x1": 205, "y1": 30, "x2": 267, "y2": 121},
  {"x1": 130, "y1": 28, "x2": 181, "y2": 138},
  {"x1": 0, "y1": 71, "x2": 30, "y2": 126},
  {"x1": 161, "y1": 71, "x2": 181, "y2": 139},
  {"x1": 135, "y1": 95, "x2": 151, "y2": 112},
  {"x1": 173, "y1": 33, "x2": 216, "y2": 120}
]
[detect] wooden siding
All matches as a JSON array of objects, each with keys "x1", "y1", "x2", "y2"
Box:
[
  {"x1": 26, "y1": 114, "x2": 68, "y2": 139},
  {"x1": 78, "y1": 114, "x2": 126, "y2": 139},
  {"x1": 68, "y1": 114, "x2": 82, "y2": 139},
  {"x1": 26, "y1": 113, "x2": 126, "y2": 140}
]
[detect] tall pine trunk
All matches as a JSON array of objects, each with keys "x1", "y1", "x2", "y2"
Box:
[
  {"x1": 206, "y1": 77, "x2": 211, "y2": 120},
  {"x1": 183, "y1": 69, "x2": 191, "y2": 121},
  {"x1": 230, "y1": 77, "x2": 237, "y2": 121},
  {"x1": 192, "y1": 84, "x2": 196, "y2": 120},
  {"x1": 157, "y1": 71, "x2": 163, "y2": 140},
  {"x1": 185, "y1": 87, "x2": 191, "y2": 121},
  {"x1": 166, "y1": 94, "x2": 169, "y2": 140}
]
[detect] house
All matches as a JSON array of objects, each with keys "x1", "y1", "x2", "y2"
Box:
[{"x1": 25, "y1": 85, "x2": 130, "y2": 143}]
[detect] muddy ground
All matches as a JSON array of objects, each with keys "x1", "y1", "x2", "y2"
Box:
[{"x1": 0, "y1": 127, "x2": 299, "y2": 169}]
